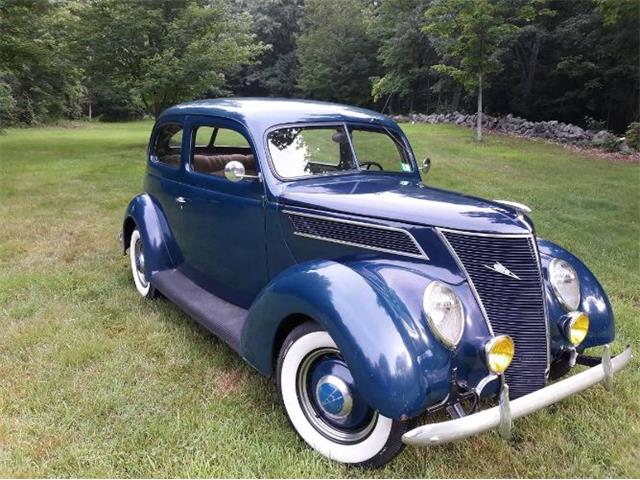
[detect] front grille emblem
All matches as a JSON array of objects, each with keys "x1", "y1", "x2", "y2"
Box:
[{"x1": 485, "y1": 261, "x2": 521, "y2": 280}]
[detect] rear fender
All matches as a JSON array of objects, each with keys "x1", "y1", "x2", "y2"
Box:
[{"x1": 122, "y1": 194, "x2": 181, "y2": 276}]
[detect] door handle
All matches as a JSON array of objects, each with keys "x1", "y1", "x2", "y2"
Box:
[{"x1": 175, "y1": 196, "x2": 189, "y2": 204}]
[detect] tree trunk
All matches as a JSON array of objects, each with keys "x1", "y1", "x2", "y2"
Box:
[
  {"x1": 476, "y1": 72, "x2": 483, "y2": 142},
  {"x1": 452, "y1": 83, "x2": 462, "y2": 111},
  {"x1": 523, "y1": 31, "x2": 541, "y2": 99}
]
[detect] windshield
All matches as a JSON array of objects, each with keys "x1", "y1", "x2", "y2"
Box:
[{"x1": 267, "y1": 125, "x2": 413, "y2": 179}]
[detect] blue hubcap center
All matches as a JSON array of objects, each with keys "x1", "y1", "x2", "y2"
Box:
[{"x1": 316, "y1": 377, "x2": 350, "y2": 417}]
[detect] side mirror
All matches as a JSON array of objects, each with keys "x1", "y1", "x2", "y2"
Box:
[
  {"x1": 224, "y1": 160, "x2": 245, "y2": 182},
  {"x1": 421, "y1": 157, "x2": 431, "y2": 175},
  {"x1": 224, "y1": 161, "x2": 260, "y2": 182}
]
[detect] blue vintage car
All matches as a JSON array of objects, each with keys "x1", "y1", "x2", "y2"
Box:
[{"x1": 121, "y1": 98, "x2": 631, "y2": 467}]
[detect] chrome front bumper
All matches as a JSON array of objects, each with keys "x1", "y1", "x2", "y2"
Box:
[{"x1": 402, "y1": 345, "x2": 632, "y2": 446}]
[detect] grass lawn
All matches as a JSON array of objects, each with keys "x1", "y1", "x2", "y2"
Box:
[{"x1": 0, "y1": 120, "x2": 638, "y2": 477}]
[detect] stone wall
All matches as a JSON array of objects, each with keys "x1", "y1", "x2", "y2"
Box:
[{"x1": 391, "y1": 112, "x2": 634, "y2": 153}]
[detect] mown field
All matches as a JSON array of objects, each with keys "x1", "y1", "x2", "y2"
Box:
[{"x1": 0, "y1": 121, "x2": 638, "y2": 477}]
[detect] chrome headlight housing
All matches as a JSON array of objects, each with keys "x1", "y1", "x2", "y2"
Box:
[
  {"x1": 423, "y1": 281, "x2": 464, "y2": 349},
  {"x1": 549, "y1": 258, "x2": 581, "y2": 311}
]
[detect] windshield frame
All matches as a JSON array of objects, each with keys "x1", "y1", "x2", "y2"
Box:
[{"x1": 263, "y1": 121, "x2": 417, "y2": 182}]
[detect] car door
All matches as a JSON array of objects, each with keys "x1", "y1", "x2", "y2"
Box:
[
  {"x1": 178, "y1": 115, "x2": 268, "y2": 308},
  {"x1": 144, "y1": 116, "x2": 189, "y2": 258}
]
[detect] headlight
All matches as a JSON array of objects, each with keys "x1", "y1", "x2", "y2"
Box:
[
  {"x1": 564, "y1": 311, "x2": 590, "y2": 346},
  {"x1": 423, "y1": 281, "x2": 464, "y2": 349},
  {"x1": 485, "y1": 335, "x2": 515, "y2": 374},
  {"x1": 549, "y1": 258, "x2": 581, "y2": 311}
]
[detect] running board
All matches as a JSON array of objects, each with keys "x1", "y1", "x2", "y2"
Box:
[{"x1": 152, "y1": 269, "x2": 247, "y2": 354}]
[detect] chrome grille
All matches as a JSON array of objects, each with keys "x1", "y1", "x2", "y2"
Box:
[
  {"x1": 286, "y1": 211, "x2": 426, "y2": 259},
  {"x1": 443, "y1": 230, "x2": 548, "y2": 398}
]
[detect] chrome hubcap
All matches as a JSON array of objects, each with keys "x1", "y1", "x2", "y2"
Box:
[
  {"x1": 315, "y1": 375, "x2": 353, "y2": 418},
  {"x1": 297, "y1": 347, "x2": 377, "y2": 444}
]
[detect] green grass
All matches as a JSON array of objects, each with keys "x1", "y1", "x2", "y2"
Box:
[{"x1": 0, "y1": 121, "x2": 638, "y2": 477}]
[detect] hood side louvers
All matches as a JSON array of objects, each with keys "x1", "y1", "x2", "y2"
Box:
[{"x1": 285, "y1": 210, "x2": 427, "y2": 260}]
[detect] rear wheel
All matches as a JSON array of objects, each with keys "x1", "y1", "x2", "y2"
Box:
[
  {"x1": 129, "y1": 228, "x2": 157, "y2": 299},
  {"x1": 277, "y1": 322, "x2": 410, "y2": 468}
]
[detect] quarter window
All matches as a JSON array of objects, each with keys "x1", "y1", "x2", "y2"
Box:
[{"x1": 151, "y1": 123, "x2": 183, "y2": 167}]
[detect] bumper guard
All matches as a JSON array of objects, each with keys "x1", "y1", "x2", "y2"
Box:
[{"x1": 402, "y1": 345, "x2": 632, "y2": 446}]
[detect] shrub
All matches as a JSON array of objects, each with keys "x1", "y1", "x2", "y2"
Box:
[
  {"x1": 624, "y1": 122, "x2": 640, "y2": 150},
  {"x1": 601, "y1": 136, "x2": 623, "y2": 152}
]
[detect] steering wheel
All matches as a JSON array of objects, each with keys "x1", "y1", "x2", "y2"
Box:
[{"x1": 360, "y1": 161, "x2": 384, "y2": 171}]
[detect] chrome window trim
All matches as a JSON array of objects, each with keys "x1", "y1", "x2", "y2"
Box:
[
  {"x1": 436, "y1": 227, "x2": 551, "y2": 376},
  {"x1": 284, "y1": 209, "x2": 429, "y2": 260}
]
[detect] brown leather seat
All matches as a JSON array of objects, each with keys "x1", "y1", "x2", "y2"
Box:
[{"x1": 193, "y1": 154, "x2": 255, "y2": 176}]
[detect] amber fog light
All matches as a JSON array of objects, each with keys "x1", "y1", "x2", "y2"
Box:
[
  {"x1": 564, "y1": 311, "x2": 590, "y2": 346},
  {"x1": 485, "y1": 335, "x2": 515, "y2": 374}
]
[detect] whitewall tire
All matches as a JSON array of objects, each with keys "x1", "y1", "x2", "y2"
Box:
[
  {"x1": 129, "y1": 228, "x2": 157, "y2": 298},
  {"x1": 277, "y1": 322, "x2": 410, "y2": 468}
]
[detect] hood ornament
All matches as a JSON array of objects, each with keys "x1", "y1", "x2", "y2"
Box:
[{"x1": 485, "y1": 262, "x2": 521, "y2": 280}]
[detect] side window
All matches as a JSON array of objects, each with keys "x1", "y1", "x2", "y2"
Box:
[
  {"x1": 151, "y1": 123, "x2": 183, "y2": 167},
  {"x1": 194, "y1": 126, "x2": 215, "y2": 147},
  {"x1": 190, "y1": 126, "x2": 256, "y2": 177},
  {"x1": 214, "y1": 128, "x2": 250, "y2": 148},
  {"x1": 350, "y1": 129, "x2": 413, "y2": 173}
]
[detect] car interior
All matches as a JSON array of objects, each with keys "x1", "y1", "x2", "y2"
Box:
[{"x1": 190, "y1": 126, "x2": 257, "y2": 177}]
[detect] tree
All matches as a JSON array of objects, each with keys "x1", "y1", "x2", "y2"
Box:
[
  {"x1": 74, "y1": 0, "x2": 266, "y2": 118},
  {"x1": 0, "y1": 0, "x2": 84, "y2": 126},
  {"x1": 296, "y1": 0, "x2": 380, "y2": 107},
  {"x1": 227, "y1": 0, "x2": 303, "y2": 97},
  {"x1": 423, "y1": 0, "x2": 518, "y2": 141},
  {"x1": 370, "y1": 0, "x2": 446, "y2": 113}
]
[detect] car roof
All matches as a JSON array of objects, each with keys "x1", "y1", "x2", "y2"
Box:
[{"x1": 159, "y1": 97, "x2": 399, "y2": 134}]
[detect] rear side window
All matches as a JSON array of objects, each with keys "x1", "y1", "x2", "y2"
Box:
[
  {"x1": 190, "y1": 125, "x2": 256, "y2": 177},
  {"x1": 214, "y1": 128, "x2": 250, "y2": 148},
  {"x1": 151, "y1": 123, "x2": 183, "y2": 167},
  {"x1": 194, "y1": 126, "x2": 215, "y2": 147}
]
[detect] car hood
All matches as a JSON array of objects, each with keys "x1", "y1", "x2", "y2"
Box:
[{"x1": 279, "y1": 175, "x2": 532, "y2": 235}]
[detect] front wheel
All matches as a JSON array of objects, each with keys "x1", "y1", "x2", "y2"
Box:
[{"x1": 277, "y1": 322, "x2": 410, "y2": 468}]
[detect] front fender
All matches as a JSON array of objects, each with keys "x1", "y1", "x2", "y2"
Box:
[
  {"x1": 537, "y1": 238, "x2": 615, "y2": 351},
  {"x1": 122, "y1": 193, "x2": 181, "y2": 276},
  {"x1": 241, "y1": 258, "x2": 485, "y2": 419}
]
